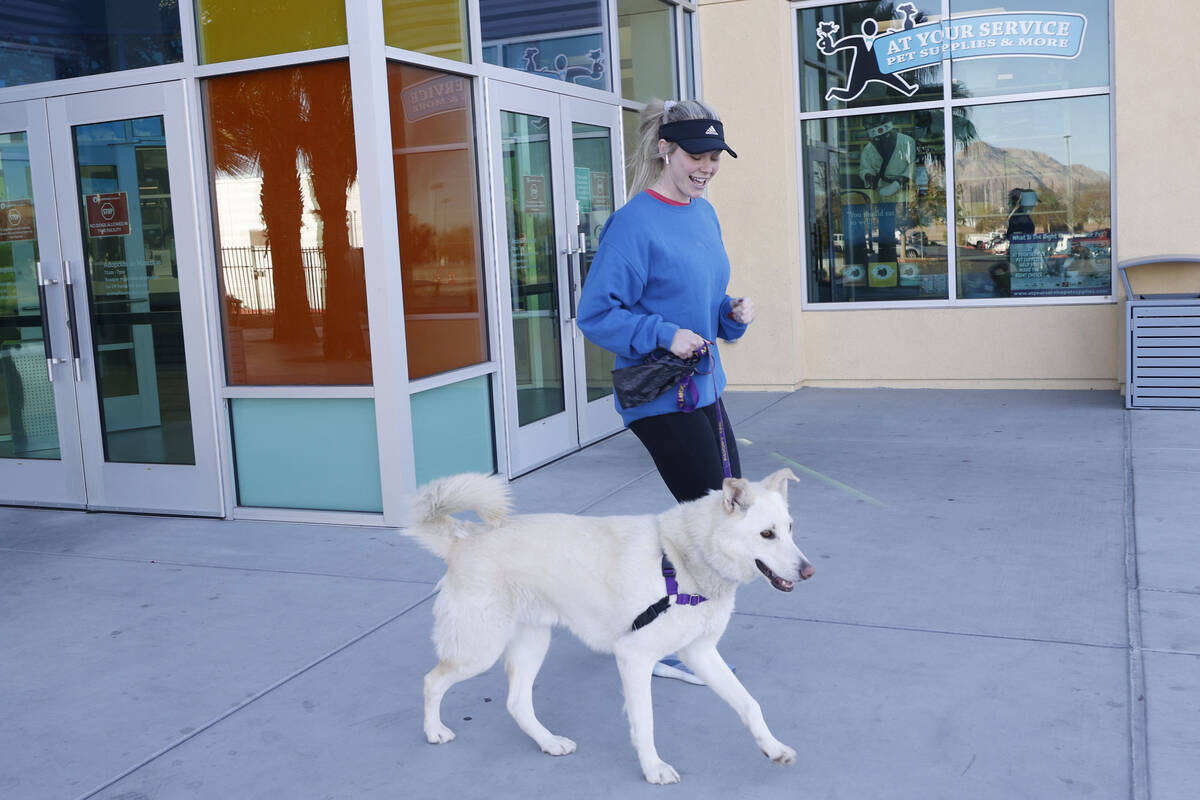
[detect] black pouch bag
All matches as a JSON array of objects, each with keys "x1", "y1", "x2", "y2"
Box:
[{"x1": 611, "y1": 349, "x2": 705, "y2": 409}]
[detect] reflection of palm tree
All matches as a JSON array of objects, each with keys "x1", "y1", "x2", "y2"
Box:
[
  {"x1": 209, "y1": 69, "x2": 315, "y2": 343},
  {"x1": 302, "y1": 72, "x2": 368, "y2": 360}
]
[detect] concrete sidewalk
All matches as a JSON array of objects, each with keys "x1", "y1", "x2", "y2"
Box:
[{"x1": 1, "y1": 389, "x2": 1197, "y2": 800}]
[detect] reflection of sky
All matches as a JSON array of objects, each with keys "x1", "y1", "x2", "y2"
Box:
[
  {"x1": 948, "y1": 0, "x2": 1109, "y2": 98},
  {"x1": 214, "y1": 170, "x2": 362, "y2": 249},
  {"x1": 964, "y1": 94, "x2": 1110, "y2": 175}
]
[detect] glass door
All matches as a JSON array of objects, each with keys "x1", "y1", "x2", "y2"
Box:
[
  {"x1": 0, "y1": 84, "x2": 222, "y2": 514},
  {"x1": 487, "y1": 82, "x2": 623, "y2": 475}
]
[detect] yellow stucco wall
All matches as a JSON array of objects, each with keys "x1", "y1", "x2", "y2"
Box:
[{"x1": 698, "y1": 0, "x2": 1196, "y2": 391}]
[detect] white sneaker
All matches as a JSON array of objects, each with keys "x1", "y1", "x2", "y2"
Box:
[{"x1": 651, "y1": 656, "x2": 706, "y2": 685}]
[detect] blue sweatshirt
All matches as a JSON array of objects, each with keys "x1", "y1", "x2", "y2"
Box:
[{"x1": 577, "y1": 191, "x2": 747, "y2": 425}]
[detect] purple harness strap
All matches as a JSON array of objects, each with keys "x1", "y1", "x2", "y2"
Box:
[
  {"x1": 630, "y1": 555, "x2": 708, "y2": 631},
  {"x1": 662, "y1": 556, "x2": 707, "y2": 606}
]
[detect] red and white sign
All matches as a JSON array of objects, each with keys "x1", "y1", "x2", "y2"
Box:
[
  {"x1": 86, "y1": 192, "x2": 130, "y2": 237},
  {"x1": 0, "y1": 199, "x2": 36, "y2": 242}
]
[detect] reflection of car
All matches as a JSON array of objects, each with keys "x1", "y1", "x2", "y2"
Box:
[
  {"x1": 832, "y1": 233, "x2": 844, "y2": 252},
  {"x1": 903, "y1": 232, "x2": 947, "y2": 260},
  {"x1": 989, "y1": 238, "x2": 1010, "y2": 255}
]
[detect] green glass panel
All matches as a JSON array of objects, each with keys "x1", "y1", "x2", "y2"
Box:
[
  {"x1": 0, "y1": 132, "x2": 60, "y2": 459},
  {"x1": 618, "y1": 0, "x2": 677, "y2": 103},
  {"x1": 621, "y1": 108, "x2": 640, "y2": 194},
  {"x1": 411, "y1": 376, "x2": 496, "y2": 486},
  {"x1": 195, "y1": 0, "x2": 347, "y2": 64},
  {"x1": 383, "y1": 0, "x2": 469, "y2": 62},
  {"x1": 501, "y1": 111, "x2": 564, "y2": 427},
  {"x1": 73, "y1": 117, "x2": 195, "y2": 464},
  {"x1": 231, "y1": 397, "x2": 382, "y2": 512},
  {"x1": 572, "y1": 122, "x2": 616, "y2": 403}
]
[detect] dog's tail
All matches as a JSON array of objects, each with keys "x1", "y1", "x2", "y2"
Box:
[{"x1": 404, "y1": 472, "x2": 512, "y2": 558}]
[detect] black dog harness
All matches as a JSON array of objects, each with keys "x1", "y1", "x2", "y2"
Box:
[{"x1": 631, "y1": 554, "x2": 708, "y2": 630}]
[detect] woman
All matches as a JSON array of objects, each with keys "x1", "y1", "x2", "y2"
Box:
[{"x1": 577, "y1": 99, "x2": 755, "y2": 682}]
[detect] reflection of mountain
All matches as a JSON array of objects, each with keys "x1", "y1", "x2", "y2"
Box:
[{"x1": 956, "y1": 140, "x2": 1109, "y2": 211}]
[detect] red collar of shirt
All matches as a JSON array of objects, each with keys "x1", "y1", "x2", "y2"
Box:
[{"x1": 645, "y1": 189, "x2": 690, "y2": 206}]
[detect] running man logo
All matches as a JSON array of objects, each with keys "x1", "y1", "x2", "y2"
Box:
[{"x1": 817, "y1": 6, "x2": 1087, "y2": 103}]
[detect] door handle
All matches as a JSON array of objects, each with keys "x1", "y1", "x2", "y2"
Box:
[
  {"x1": 35, "y1": 262, "x2": 67, "y2": 382},
  {"x1": 560, "y1": 243, "x2": 578, "y2": 323},
  {"x1": 567, "y1": 250, "x2": 579, "y2": 322},
  {"x1": 62, "y1": 261, "x2": 83, "y2": 381}
]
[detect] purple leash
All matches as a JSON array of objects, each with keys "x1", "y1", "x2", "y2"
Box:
[
  {"x1": 675, "y1": 344, "x2": 732, "y2": 479},
  {"x1": 631, "y1": 347, "x2": 733, "y2": 631}
]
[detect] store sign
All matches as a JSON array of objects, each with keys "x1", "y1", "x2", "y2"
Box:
[
  {"x1": 0, "y1": 199, "x2": 35, "y2": 242},
  {"x1": 816, "y1": 3, "x2": 1087, "y2": 102},
  {"x1": 86, "y1": 192, "x2": 130, "y2": 237}
]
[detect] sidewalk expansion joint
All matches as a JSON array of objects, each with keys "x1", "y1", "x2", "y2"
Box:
[
  {"x1": 733, "y1": 610, "x2": 1127, "y2": 651},
  {"x1": 1125, "y1": 411, "x2": 1151, "y2": 800},
  {"x1": 73, "y1": 590, "x2": 438, "y2": 800},
  {"x1": 0, "y1": 546, "x2": 435, "y2": 586}
]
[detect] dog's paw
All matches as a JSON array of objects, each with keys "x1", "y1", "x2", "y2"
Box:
[
  {"x1": 539, "y1": 735, "x2": 577, "y2": 756},
  {"x1": 762, "y1": 741, "x2": 796, "y2": 765},
  {"x1": 643, "y1": 761, "x2": 681, "y2": 784},
  {"x1": 425, "y1": 723, "x2": 456, "y2": 744}
]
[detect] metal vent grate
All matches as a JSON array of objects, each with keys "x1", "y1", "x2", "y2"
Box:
[{"x1": 1129, "y1": 304, "x2": 1200, "y2": 408}]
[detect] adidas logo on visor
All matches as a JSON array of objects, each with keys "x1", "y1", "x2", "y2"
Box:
[{"x1": 705, "y1": 125, "x2": 718, "y2": 135}]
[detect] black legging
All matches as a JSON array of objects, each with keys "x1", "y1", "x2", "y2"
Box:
[{"x1": 629, "y1": 399, "x2": 741, "y2": 502}]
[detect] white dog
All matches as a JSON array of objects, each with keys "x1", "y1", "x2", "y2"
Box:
[{"x1": 404, "y1": 468, "x2": 814, "y2": 784}]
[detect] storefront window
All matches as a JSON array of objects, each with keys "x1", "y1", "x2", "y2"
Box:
[
  {"x1": 949, "y1": 0, "x2": 1109, "y2": 98},
  {"x1": 387, "y1": 64, "x2": 488, "y2": 380},
  {"x1": 205, "y1": 61, "x2": 371, "y2": 385},
  {"x1": 195, "y1": 0, "x2": 347, "y2": 64},
  {"x1": 797, "y1": 1, "x2": 1112, "y2": 305},
  {"x1": 618, "y1": 0, "x2": 678, "y2": 103},
  {"x1": 955, "y1": 96, "x2": 1111, "y2": 299},
  {"x1": 797, "y1": 1, "x2": 944, "y2": 112},
  {"x1": 0, "y1": 0, "x2": 182, "y2": 88},
  {"x1": 805, "y1": 111, "x2": 950, "y2": 303},
  {"x1": 480, "y1": 0, "x2": 609, "y2": 91},
  {"x1": 383, "y1": 0, "x2": 469, "y2": 62}
]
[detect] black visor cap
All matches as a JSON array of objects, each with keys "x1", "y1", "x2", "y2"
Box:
[{"x1": 658, "y1": 118, "x2": 737, "y2": 158}]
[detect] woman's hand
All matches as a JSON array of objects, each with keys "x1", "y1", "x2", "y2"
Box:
[
  {"x1": 730, "y1": 297, "x2": 756, "y2": 325},
  {"x1": 669, "y1": 328, "x2": 708, "y2": 358}
]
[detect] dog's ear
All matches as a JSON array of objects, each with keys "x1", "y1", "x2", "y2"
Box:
[
  {"x1": 762, "y1": 467, "x2": 799, "y2": 499},
  {"x1": 722, "y1": 477, "x2": 753, "y2": 513}
]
